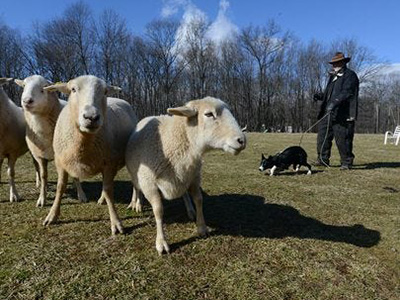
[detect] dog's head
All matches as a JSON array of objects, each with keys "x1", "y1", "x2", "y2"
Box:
[{"x1": 259, "y1": 153, "x2": 274, "y2": 172}]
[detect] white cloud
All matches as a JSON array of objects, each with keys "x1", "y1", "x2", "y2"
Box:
[
  {"x1": 161, "y1": 0, "x2": 238, "y2": 47},
  {"x1": 174, "y1": 2, "x2": 208, "y2": 50},
  {"x1": 206, "y1": 0, "x2": 238, "y2": 45},
  {"x1": 161, "y1": 0, "x2": 188, "y2": 18},
  {"x1": 379, "y1": 63, "x2": 400, "y2": 76}
]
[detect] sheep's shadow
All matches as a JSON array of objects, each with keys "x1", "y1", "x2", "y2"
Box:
[
  {"x1": 68, "y1": 180, "x2": 133, "y2": 204},
  {"x1": 163, "y1": 193, "x2": 380, "y2": 251}
]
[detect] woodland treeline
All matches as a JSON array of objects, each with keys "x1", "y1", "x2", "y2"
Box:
[{"x1": 1, "y1": 2, "x2": 399, "y2": 133}]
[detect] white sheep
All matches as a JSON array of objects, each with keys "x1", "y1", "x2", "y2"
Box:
[
  {"x1": 0, "y1": 78, "x2": 29, "y2": 202},
  {"x1": 15, "y1": 75, "x2": 87, "y2": 207},
  {"x1": 42, "y1": 75, "x2": 137, "y2": 234},
  {"x1": 125, "y1": 96, "x2": 246, "y2": 254}
]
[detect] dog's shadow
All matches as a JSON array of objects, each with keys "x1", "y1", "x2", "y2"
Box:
[
  {"x1": 264, "y1": 170, "x2": 324, "y2": 176},
  {"x1": 163, "y1": 193, "x2": 380, "y2": 251}
]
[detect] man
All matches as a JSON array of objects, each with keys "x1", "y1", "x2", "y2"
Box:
[{"x1": 313, "y1": 52, "x2": 359, "y2": 170}]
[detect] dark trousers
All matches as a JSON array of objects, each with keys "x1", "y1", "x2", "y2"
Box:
[{"x1": 317, "y1": 116, "x2": 355, "y2": 166}]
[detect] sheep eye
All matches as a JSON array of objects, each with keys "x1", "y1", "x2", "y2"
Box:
[
  {"x1": 40, "y1": 89, "x2": 44, "y2": 93},
  {"x1": 204, "y1": 112, "x2": 214, "y2": 118},
  {"x1": 71, "y1": 87, "x2": 76, "y2": 93}
]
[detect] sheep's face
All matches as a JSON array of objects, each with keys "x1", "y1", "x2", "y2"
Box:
[
  {"x1": 168, "y1": 97, "x2": 246, "y2": 155},
  {"x1": 44, "y1": 76, "x2": 121, "y2": 134},
  {"x1": 67, "y1": 76, "x2": 108, "y2": 134},
  {"x1": 16, "y1": 75, "x2": 53, "y2": 113}
]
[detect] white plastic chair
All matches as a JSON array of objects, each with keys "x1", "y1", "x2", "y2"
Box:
[{"x1": 384, "y1": 125, "x2": 400, "y2": 145}]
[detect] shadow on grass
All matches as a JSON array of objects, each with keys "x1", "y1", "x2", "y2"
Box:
[
  {"x1": 164, "y1": 193, "x2": 380, "y2": 250},
  {"x1": 355, "y1": 162, "x2": 400, "y2": 169},
  {"x1": 264, "y1": 169, "x2": 325, "y2": 176},
  {"x1": 65, "y1": 180, "x2": 133, "y2": 204}
]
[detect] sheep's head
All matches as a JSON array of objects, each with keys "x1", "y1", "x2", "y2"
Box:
[
  {"x1": 15, "y1": 75, "x2": 54, "y2": 113},
  {"x1": 45, "y1": 76, "x2": 120, "y2": 134},
  {"x1": 167, "y1": 97, "x2": 246, "y2": 155}
]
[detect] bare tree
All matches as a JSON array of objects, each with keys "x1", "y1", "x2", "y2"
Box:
[
  {"x1": 94, "y1": 9, "x2": 131, "y2": 85},
  {"x1": 239, "y1": 21, "x2": 289, "y2": 130},
  {"x1": 0, "y1": 22, "x2": 28, "y2": 103},
  {"x1": 30, "y1": 1, "x2": 95, "y2": 82},
  {"x1": 180, "y1": 18, "x2": 219, "y2": 100}
]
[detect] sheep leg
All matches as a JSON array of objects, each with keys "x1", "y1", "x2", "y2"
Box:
[
  {"x1": 183, "y1": 192, "x2": 195, "y2": 221},
  {"x1": 97, "y1": 191, "x2": 105, "y2": 205},
  {"x1": 144, "y1": 187, "x2": 169, "y2": 255},
  {"x1": 36, "y1": 158, "x2": 48, "y2": 207},
  {"x1": 8, "y1": 156, "x2": 20, "y2": 202},
  {"x1": 188, "y1": 183, "x2": 209, "y2": 237},
  {"x1": 102, "y1": 171, "x2": 123, "y2": 235},
  {"x1": 32, "y1": 157, "x2": 40, "y2": 188},
  {"x1": 73, "y1": 178, "x2": 87, "y2": 203},
  {"x1": 43, "y1": 169, "x2": 68, "y2": 225},
  {"x1": 127, "y1": 187, "x2": 143, "y2": 212}
]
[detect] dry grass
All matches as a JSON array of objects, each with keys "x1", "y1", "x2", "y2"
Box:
[{"x1": 0, "y1": 133, "x2": 399, "y2": 300}]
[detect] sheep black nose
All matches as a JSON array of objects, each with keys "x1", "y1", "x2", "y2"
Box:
[
  {"x1": 23, "y1": 98, "x2": 34, "y2": 105},
  {"x1": 237, "y1": 137, "x2": 244, "y2": 145},
  {"x1": 83, "y1": 113, "x2": 100, "y2": 122}
]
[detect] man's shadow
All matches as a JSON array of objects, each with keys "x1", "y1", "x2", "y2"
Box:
[
  {"x1": 353, "y1": 162, "x2": 400, "y2": 169},
  {"x1": 163, "y1": 193, "x2": 380, "y2": 251}
]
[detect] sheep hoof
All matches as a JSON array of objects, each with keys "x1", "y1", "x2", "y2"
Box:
[
  {"x1": 43, "y1": 211, "x2": 58, "y2": 226},
  {"x1": 135, "y1": 202, "x2": 143, "y2": 213},
  {"x1": 36, "y1": 197, "x2": 45, "y2": 208},
  {"x1": 197, "y1": 225, "x2": 209, "y2": 237},
  {"x1": 78, "y1": 194, "x2": 88, "y2": 203},
  {"x1": 111, "y1": 222, "x2": 124, "y2": 235},
  {"x1": 127, "y1": 201, "x2": 142, "y2": 213},
  {"x1": 10, "y1": 193, "x2": 20, "y2": 202},
  {"x1": 156, "y1": 240, "x2": 170, "y2": 255},
  {"x1": 97, "y1": 196, "x2": 106, "y2": 205}
]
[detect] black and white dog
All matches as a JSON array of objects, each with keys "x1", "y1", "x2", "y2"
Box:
[{"x1": 259, "y1": 146, "x2": 312, "y2": 176}]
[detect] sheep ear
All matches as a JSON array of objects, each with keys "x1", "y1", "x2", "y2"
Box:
[
  {"x1": 14, "y1": 79, "x2": 25, "y2": 87},
  {"x1": 167, "y1": 106, "x2": 198, "y2": 117},
  {"x1": 0, "y1": 77, "x2": 14, "y2": 86},
  {"x1": 43, "y1": 82, "x2": 70, "y2": 94},
  {"x1": 106, "y1": 85, "x2": 121, "y2": 96}
]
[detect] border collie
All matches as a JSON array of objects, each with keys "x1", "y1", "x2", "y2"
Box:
[{"x1": 259, "y1": 146, "x2": 312, "y2": 176}]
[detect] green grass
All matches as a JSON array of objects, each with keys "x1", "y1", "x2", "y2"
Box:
[{"x1": 0, "y1": 133, "x2": 399, "y2": 300}]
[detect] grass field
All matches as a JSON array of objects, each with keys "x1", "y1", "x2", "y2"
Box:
[{"x1": 0, "y1": 133, "x2": 399, "y2": 300}]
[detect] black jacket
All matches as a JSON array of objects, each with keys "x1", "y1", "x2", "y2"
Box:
[{"x1": 317, "y1": 67, "x2": 359, "y2": 122}]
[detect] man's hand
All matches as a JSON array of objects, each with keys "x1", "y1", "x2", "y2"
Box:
[
  {"x1": 313, "y1": 93, "x2": 323, "y2": 101},
  {"x1": 326, "y1": 102, "x2": 335, "y2": 113}
]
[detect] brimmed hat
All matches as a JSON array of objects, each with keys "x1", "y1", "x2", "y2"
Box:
[{"x1": 329, "y1": 52, "x2": 351, "y2": 64}]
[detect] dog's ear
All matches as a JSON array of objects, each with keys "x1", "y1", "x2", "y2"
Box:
[{"x1": 261, "y1": 153, "x2": 265, "y2": 160}]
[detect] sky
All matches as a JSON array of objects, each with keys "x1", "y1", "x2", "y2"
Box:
[{"x1": 1, "y1": 0, "x2": 399, "y2": 65}]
